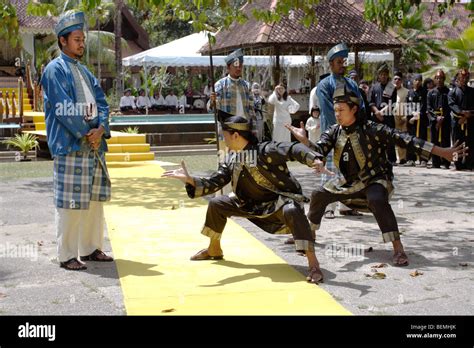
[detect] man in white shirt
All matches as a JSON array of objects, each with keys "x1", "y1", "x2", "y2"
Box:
[
  {"x1": 150, "y1": 91, "x2": 165, "y2": 111},
  {"x1": 136, "y1": 89, "x2": 152, "y2": 113},
  {"x1": 165, "y1": 90, "x2": 178, "y2": 112},
  {"x1": 178, "y1": 91, "x2": 190, "y2": 112},
  {"x1": 119, "y1": 88, "x2": 136, "y2": 112}
]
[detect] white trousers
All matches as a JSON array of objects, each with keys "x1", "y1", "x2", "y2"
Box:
[{"x1": 55, "y1": 201, "x2": 105, "y2": 262}]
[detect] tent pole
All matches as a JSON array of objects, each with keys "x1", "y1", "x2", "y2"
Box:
[
  {"x1": 144, "y1": 62, "x2": 149, "y2": 116},
  {"x1": 207, "y1": 33, "x2": 220, "y2": 156}
]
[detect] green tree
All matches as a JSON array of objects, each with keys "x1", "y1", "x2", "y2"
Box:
[
  {"x1": 0, "y1": 0, "x2": 21, "y2": 47},
  {"x1": 364, "y1": 0, "x2": 456, "y2": 71},
  {"x1": 128, "y1": 0, "x2": 319, "y2": 33},
  {"x1": 394, "y1": 5, "x2": 449, "y2": 71},
  {"x1": 447, "y1": 23, "x2": 474, "y2": 70}
]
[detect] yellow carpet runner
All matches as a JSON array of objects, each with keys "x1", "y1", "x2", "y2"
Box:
[{"x1": 104, "y1": 161, "x2": 350, "y2": 315}]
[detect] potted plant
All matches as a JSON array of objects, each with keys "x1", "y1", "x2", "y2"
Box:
[{"x1": 1, "y1": 133, "x2": 39, "y2": 162}]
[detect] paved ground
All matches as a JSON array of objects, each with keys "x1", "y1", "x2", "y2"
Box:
[
  {"x1": 0, "y1": 160, "x2": 472, "y2": 315},
  {"x1": 238, "y1": 165, "x2": 474, "y2": 315}
]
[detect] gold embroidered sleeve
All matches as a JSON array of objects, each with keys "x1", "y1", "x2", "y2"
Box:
[
  {"x1": 369, "y1": 120, "x2": 434, "y2": 161},
  {"x1": 185, "y1": 163, "x2": 231, "y2": 198}
]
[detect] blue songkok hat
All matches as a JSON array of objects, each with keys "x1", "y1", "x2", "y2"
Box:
[
  {"x1": 225, "y1": 48, "x2": 244, "y2": 66},
  {"x1": 55, "y1": 11, "x2": 85, "y2": 37},
  {"x1": 327, "y1": 43, "x2": 349, "y2": 62}
]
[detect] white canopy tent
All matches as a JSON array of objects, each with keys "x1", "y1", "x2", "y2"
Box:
[
  {"x1": 122, "y1": 31, "x2": 393, "y2": 68},
  {"x1": 122, "y1": 32, "x2": 314, "y2": 68}
]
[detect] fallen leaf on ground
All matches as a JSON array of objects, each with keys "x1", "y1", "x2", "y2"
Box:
[
  {"x1": 161, "y1": 308, "x2": 176, "y2": 313},
  {"x1": 371, "y1": 272, "x2": 386, "y2": 279},
  {"x1": 371, "y1": 263, "x2": 388, "y2": 269},
  {"x1": 410, "y1": 270, "x2": 423, "y2": 277},
  {"x1": 365, "y1": 272, "x2": 386, "y2": 279}
]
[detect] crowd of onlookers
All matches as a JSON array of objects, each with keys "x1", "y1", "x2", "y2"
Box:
[
  {"x1": 304, "y1": 65, "x2": 474, "y2": 171},
  {"x1": 120, "y1": 64, "x2": 473, "y2": 171},
  {"x1": 119, "y1": 82, "x2": 212, "y2": 114}
]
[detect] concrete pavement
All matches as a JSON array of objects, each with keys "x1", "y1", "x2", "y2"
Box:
[{"x1": 0, "y1": 161, "x2": 472, "y2": 315}]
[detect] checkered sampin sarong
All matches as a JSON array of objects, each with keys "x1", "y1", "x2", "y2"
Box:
[
  {"x1": 53, "y1": 150, "x2": 111, "y2": 210},
  {"x1": 321, "y1": 150, "x2": 340, "y2": 184}
]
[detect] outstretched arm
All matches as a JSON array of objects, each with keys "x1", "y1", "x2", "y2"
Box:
[
  {"x1": 431, "y1": 140, "x2": 468, "y2": 163},
  {"x1": 161, "y1": 160, "x2": 195, "y2": 186},
  {"x1": 285, "y1": 121, "x2": 335, "y2": 158},
  {"x1": 162, "y1": 160, "x2": 231, "y2": 198},
  {"x1": 285, "y1": 121, "x2": 310, "y2": 146}
]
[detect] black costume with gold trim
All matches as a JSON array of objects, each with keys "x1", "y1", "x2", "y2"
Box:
[
  {"x1": 307, "y1": 120, "x2": 434, "y2": 243},
  {"x1": 186, "y1": 141, "x2": 320, "y2": 252},
  {"x1": 448, "y1": 85, "x2": 474, "y2": 170},
  {"x1": 427, "y1": 86, "x2": 451, "y2": 168}
]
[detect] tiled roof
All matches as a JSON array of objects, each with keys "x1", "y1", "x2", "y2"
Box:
[
  {"x1": 12, "y1": 0, "x2": 56, "y2": 34},
  {"x1": 201, "y1": 0, "x2": 402, "y2": 55}
]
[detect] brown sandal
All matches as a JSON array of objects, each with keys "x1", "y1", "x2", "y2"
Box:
[
  {"x1": 393, "y1": 251, "x2": 409, "y2": 266},
  {"x1": 190, "y1": 248, "x2": 224, "y2": 261},
  {"x1": 60, "y1": 258, "x2": 87, "y2": 271},
  {"x1": 81, "y1": 249, "x2": 114, "y2": 262},
  {"x1": 306, "y1": 267, "x2": 324, "y2": 284}
]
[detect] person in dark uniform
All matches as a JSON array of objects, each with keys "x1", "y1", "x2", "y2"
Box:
[
  {"x1": 427, "y1": 69, "x2": 452, "y2": 169},
  {"x1": 406, "y1": 74, "x2": 429, "y2": 166},
  {"x1": 162, "y1": 116, "x2": 327, "y2": 284},
  {"x1": 286, "y1": 87, "x2": 467, "y2": 267},
  {"x1": 368, "y1": 62, "x2": 397, "y2": 164},
  {"x1": 448, "y1": 68, "x2": 474, "y2": 170}
]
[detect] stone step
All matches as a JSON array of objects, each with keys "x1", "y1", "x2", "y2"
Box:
[
  {"x1": 151, "y1": 144, "x2": 216, "y2": 152},
  {"x1": 0, "y1": 150, "x2": 36, "y2": 159},
  {"x1": 34, "y1": 122, "x2": 46, "y2": 131},
  {"x1": 23, "y1": 114, "x2": 45, "y2": 123},
  {"x1": 107, "y1": 134, "x2": 147, "y2": 145},
  {"x1": 105, "y1": 152, "x2": 154, "y2": 162},
  {"x1": 107, "y1": 143, "x2": 150, "y2": 153}
]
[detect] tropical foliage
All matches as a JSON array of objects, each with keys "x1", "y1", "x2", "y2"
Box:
[
  {"x1": 424, "y1": 23, "x2": 474, "y2": 78},
  {"x1": 364, "y1": 0, "x2": 463, "y2": 71},
  {"x1": 393, "y1": 5, "x2": 449, "y2": 70},
  {"x1": 1, "y1": 133, "x2": 39, "y2": 160},
  {"x1": 120, "y1": 126, "x2": 140, "y2": 134},
  {"x1": 0, "y1": 0, "x2": 21, "y2": 47}
]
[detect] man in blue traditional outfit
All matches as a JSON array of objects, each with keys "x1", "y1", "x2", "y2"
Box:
[
  {"x1": 316, "y1": 43, "x2": 364, "y2": 218},
  {"x1": 208, "y1": 48, "x2": 258, "y2": 140},
  {"x1": 41, "y1": 11, "x2": 113, "y2": 271}
]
